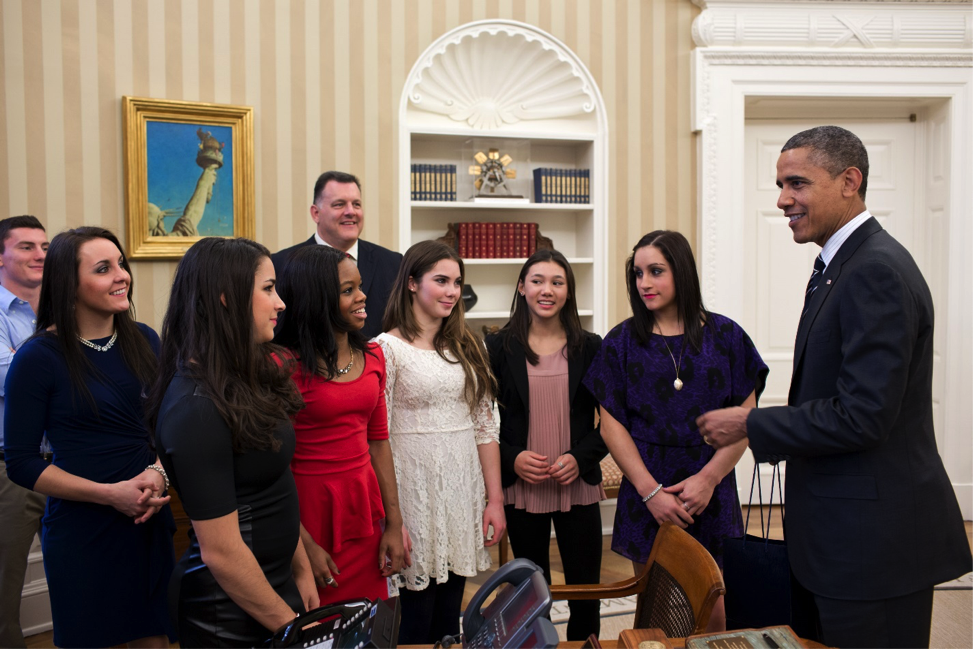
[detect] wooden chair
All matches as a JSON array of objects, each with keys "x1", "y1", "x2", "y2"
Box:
[
  {"x1": 549, "y1": 522, "x2": 726, "y2": 638},
  {"x1": 498, "y1": 456, "x2": 623, "y2": 565}
]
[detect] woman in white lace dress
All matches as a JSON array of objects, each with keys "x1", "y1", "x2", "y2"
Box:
[{"x1": 376, "y1": 240, "x2": 505, "y2": 645}]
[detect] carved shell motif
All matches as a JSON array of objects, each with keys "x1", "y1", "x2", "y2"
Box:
[{"x1": 409, "y1": 29, "x2": 595, "y2": 129}]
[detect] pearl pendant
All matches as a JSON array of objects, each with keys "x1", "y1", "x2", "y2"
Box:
[{"x1": 674, "y1": 378, "x2": 683, "y2": 391}]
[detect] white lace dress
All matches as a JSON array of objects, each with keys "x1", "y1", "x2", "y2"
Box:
[{"x1": 376, "y1": 333, "x2": 499, "y2": 591}]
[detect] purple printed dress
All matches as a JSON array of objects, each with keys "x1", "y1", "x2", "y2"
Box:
[{"x1": 583, "y1": 314, "x2": 768, "y2": 567}]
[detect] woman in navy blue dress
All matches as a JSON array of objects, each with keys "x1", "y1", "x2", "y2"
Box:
[
  {"x1": 583, "y1": 231, "x2": 768, "y2": 632},
  {"x1": 3, "y1": 227, "x2": 175, "y2": 648}
]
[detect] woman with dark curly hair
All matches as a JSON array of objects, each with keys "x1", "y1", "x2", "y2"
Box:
[{"x1": 147, "y1": 237, "x2": 316, "y2": 647}]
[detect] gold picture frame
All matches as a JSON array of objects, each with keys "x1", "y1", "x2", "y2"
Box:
[{"x1": 122, "y1": 96, "x2": 255, "y2": 260}]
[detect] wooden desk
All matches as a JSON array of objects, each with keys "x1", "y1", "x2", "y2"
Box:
[
  {"x1": 556, "y1": 638, "x2": 828, "y2": 649},
  {"x1": 404, "y1": 629, "x2": 827, "y2": 649}
]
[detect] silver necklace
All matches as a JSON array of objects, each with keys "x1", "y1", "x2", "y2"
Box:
[
  {"x1": 77, "y1": 330, "x2": 117, "y2": 352},
  {"x1": 655, "y1": 326, "x2": 685, "y2": 391},
  {"x1": 336, "y1": 350, "x2": 356, "y2": 375}
]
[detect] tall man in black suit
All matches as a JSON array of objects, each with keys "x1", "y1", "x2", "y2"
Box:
[
  {"x1": 272, "y1": 171, "x2": 403, "y2": 339},
  {"x1": 697, "y1": 126, "x2": 970, "y2": 648}
]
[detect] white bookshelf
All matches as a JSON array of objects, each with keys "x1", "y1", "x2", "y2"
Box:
[{"x1": 398, "y1": 20, "x2": 609, "y2": 335}]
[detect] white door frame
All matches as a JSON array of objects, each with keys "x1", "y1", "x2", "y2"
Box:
[{"x1": 690, "y1": 1, "x2": 972, "y2": 516}]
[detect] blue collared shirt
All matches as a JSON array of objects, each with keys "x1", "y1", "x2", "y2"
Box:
[
  {"x1": 0, "y1": 284, "x2": 39, "y2": 448},
  {"x1": 820, "y1": 209, "x2": 872, "y2": 271}
]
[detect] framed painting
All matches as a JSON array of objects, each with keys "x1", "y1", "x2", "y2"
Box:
[{"x1": 122, "y1": 96, "x2": 254, "y2": 259}]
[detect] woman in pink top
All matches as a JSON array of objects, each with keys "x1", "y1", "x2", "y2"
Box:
[
  {"x1": 484, "y1": 249, "x2": 607, "y2": 640},
  {"x1": 274, "y1": 245, "x2": 408, "y2": 606}
]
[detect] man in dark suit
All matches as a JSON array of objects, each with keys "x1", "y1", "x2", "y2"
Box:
[
  {"x1": 697, "y1": 126, "x2": 970, "y2": 648},
  {"x1": 272, "y1": 171, "x2": 402, "y2": 339}
]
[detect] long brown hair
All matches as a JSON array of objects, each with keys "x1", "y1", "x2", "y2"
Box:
[
  {"x1": 382, "y1": 240, "x2": 495, "y2": 413},
  {"x1": 35, "y1": 227, "x2": 157, "y2": 408},
  {"x1": 146, "y1": 238, "x2": 303, "y2": 452}
]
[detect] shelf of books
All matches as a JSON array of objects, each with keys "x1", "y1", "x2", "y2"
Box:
[
  {"x1": 400, "y1": 131, "x2": 604, "y2": 333},
  {"x1": 398, "y1": 21, "x2": 608, "y2": 333}
]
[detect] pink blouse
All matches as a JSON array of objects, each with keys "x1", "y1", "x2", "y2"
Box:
[{"x1": 503, "y1": 348, "x2": 606, "y2": 513}]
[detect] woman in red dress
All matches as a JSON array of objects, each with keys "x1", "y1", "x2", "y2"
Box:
[{"x1": 274, "y1": 245, "x2": 409, "y2": 605}]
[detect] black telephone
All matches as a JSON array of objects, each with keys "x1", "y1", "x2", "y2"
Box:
[
  {"x1": 462, "y1": 558, "x2": 558, "y2": 649},
  {"x1": 271, "y1": 596, "x2": 400, "y2": 648}
]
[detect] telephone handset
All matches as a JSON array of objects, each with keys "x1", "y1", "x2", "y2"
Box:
[
  {"x1": 462, "y1": 558, "x2": 558, "y2": 649},
  {"x1": 271, "y1": 596, "x2": 400, "y2": 648}
]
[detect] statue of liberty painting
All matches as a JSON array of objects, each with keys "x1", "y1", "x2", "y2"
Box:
[{"x1": 146, "y1": 122, "x2": 234, "y2": 237}]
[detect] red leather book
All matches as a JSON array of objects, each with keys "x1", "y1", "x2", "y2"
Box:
[{"x1": 457, "y1": 223, "x2": 468, "y2": 258}]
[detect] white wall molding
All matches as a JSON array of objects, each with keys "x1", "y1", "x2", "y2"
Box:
[
  {"x1": 696, "y1": 49, "x2": 972, "y2": 66},
  {"x1": 692, "y1": 0, "x2": 973, "y2": 49},
  {"x1": 20, "y1": 548, "x2": 51, "y2": 636},
  {"x1": 692, "y1": 1, "x2": 973, "y2": 516}
]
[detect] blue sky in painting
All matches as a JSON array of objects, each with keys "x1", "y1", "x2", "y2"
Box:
[{"x1": 146, "y1": 121, "x2": 234, "y2": 236}]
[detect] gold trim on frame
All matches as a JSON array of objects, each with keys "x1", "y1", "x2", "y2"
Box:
[{"x1": 122, "y1": 96, "x2": 255, "y2": 260}]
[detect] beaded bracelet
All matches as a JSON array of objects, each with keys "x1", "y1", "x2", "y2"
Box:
[
  {"x1": 145, "y1": 464, "x2": 169, "y2": 491},
  {"x1": 641, "y1": 483, "x2": 663, "y2": 503}
]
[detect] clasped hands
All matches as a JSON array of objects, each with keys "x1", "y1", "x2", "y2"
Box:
[
  {"x1": 646, "y1": 473, "x2": 717, "y2": 530},
  {"x1": 514, "y1": 450, "x2": 579, "y2": 485},
  {"x1": 108, "y1": 468, "x2": 170, "y2": 524}
]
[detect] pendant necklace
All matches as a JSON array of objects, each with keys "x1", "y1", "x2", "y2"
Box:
[
  {"x1": 77, "y1": 330, "x2": 117, "y2": 352},
  {"x1": 336, "y1": 350, "x2": 356, "y2": 375},
  {"x1": 655, "y1": 325, "x2": 685, "y2": 391}
]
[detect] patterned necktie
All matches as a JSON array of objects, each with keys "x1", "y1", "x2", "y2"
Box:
[{"x1": 801, "y1": 255, "x2": 826, "y2": 323}]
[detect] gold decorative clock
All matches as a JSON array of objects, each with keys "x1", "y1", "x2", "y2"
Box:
[{"x1": 469, "y1": 148, "x2": 521, "y2": 197}]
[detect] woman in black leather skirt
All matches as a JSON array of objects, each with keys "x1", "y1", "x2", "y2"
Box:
[{"x1": 147, "y1": 237, "x2": 317, "y2": 646}]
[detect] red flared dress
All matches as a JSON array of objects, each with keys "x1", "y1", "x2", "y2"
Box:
[{"x1": 290, "y1": 344, "x2": 390, "y2": 605}]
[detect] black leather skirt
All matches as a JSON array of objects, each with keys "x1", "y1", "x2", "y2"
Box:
[{"x1": 170, "y1": 509, "x2": 304, "y2": 648}]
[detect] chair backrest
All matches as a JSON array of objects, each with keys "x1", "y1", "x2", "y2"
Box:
[
  {"x1": 549, "y1": 522, "x2": 725, "y2": 638},
  {"x1": 632, "y1": 522, "x2": 726, "y2": 637},
  {"x1": 600, "y1": 456, "x2": 623, "y2": 499}
]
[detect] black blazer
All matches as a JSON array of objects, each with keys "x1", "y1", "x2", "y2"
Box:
[
  {"x1": 485, "y1": 329, "x2": 607, "y2": 489},
  {"x1": 748, "y1": 218, "x2": 971, "y2": 600},
  {"x1": 271, "y1": 237, "x2": 403, "y2": 340}
]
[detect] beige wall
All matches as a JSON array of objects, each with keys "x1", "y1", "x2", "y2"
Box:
[{"x1": 0, "y1": 0, "x2": 698, "y2": 331}]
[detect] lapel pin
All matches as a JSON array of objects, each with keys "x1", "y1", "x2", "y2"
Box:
[{"x1": 826, "y1": 279, "x2": 832, "y2": 285}]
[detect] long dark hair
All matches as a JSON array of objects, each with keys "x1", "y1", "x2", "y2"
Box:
[
  {"x1": 146, "y1": 237, "x2": 303, "y2": 452},
  {"x1": 502, "y1": 249, "x2": 584, "y2": 365},
  {"x1": 626, "y1": 230, "x2": 708, "y2": 351},
  {"x1": 382, "y1": 240, "x2": 495, "y2": 413},
  {"x1": 35, "y1": 227, "x2": 156, "y2": 406},
  {"x1": 274, "y1": 245, "x2": 374, "y2": 380}
]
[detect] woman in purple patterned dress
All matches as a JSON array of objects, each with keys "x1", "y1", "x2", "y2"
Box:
[{"x1": 583, "y1": 230, "x2": 768, "y2": 631}]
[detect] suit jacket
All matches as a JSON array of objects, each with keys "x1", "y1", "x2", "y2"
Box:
[
  {"x1": 485, "y1": 329, "x2": 608, "y2": 489},
  {"x1": 271, "y1": 236, "x2": 403, "y2": 340},
  {"x1": 747, "y1": 217, "x2": 970, "y2": 601}
]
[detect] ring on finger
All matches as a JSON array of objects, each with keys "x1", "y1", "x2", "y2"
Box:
[
  {"x1": 557, "y1": 461, "x2": 565, "y2": 469},
  {"x1": 325, "y1": 576, "x2": 337, "y2": 586},
  {"x1": 703, "y1": 435, "x2": 712, "y2": 446},
  {"x1": 684, "y1": 502, "x2": 691, "y2": 512}
]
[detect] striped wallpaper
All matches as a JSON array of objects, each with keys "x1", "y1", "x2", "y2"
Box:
[{"x1": 0, "y1": 0, "x2": 699, "y2": 331}]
